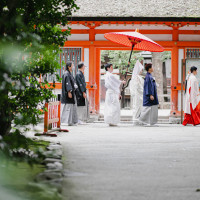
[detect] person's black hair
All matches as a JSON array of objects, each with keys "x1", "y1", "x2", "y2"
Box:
[
  {"x1": 105, "y1": 63, "x2": 112, "y2": 71},
  {"x1": 185, "y1": 66, "x2": 198, "y2": 93},
  {"x1": 190, "y1": 66, "x2": 197, "y2": 73},
  {"x1": 66, "y1": 61, "x2": 73, "y2": 71},
  {"x1": 78, "y1": 62, "x2": 84, "y2": 69},
  {"x1": 145, "y1": 63, "x2": 152, "y2": 72}
]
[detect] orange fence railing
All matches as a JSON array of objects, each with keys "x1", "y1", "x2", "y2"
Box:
[{"x1": 35, "y1": 99, "x2": 68, "y2": 137}]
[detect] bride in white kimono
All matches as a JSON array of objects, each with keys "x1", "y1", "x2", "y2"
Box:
[
  {"x1": 129, "y1": 60, "x2": 144, "y2": 124},
  {"x1": 104, "y1": 63, "x2": 126, "y2": 126}
]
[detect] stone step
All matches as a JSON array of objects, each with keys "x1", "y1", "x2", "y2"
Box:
[
  {"x1": 98, "y1": 116, "x2": 169, "y2": 121},
  {"x1": 97, "y1": 118, "x2": 170, "y2": 124},
  {"x1": 94, "y1": 120, "x2": 170, "y2": 124},
  {"x1": 97, "y1": 116, "x2": 182, "y2": 124}
]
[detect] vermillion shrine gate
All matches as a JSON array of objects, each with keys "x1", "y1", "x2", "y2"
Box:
[{"x1": 52, "y1": 0, "x2": 200, "y2": 116}]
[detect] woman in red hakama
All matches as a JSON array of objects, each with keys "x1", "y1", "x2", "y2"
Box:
[{"x1": 183, "y1": 66, "x2": 200, "y2": 126}]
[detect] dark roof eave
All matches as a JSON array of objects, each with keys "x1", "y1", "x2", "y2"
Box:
[{"x1": 68, "y1": 16, "x2": 200, "y2": 22}]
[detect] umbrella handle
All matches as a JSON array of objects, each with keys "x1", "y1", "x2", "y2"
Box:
[
  {"x1": 121, "y1": 44, "x2": 134, "y2": 108},
  {"x1": 128, "y1": 44, "x2": 135, "y2": 64},
  {"x1": 123, "y1": 44, "x2": 135, "y2": 86}
]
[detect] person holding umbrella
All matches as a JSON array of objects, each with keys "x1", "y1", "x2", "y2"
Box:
[
  {"x1": 104, "y1": 29, "x2": 164, "y2": 108},
  {"x1": 139, "y1": 63, "x2": 159, "y2": 126},
  {"x1": 104, "y1": 63, "x2": 126, "y2": 126}
]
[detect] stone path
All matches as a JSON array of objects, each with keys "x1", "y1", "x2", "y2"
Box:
[{"x1": 29, "y1": 123, "x2": 200, "y2": 200}]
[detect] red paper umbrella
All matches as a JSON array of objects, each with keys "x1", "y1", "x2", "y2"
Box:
[
  {"x1": 104, "y1": 29, "x2": 164, "y2": 68},
  {"x1": 104, "y1": 30, "x2": 164, "y2": 52},
  {"x1": 104, "y1": 29, "x2": 164, "y2": 107}
]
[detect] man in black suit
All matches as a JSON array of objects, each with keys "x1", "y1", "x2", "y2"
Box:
[
  {"x1": 61, "y1": 61, "x2": 78, "y2": 126},
  {"x1": 75, "y1": 62, "x2": 89, "y2": 123}
]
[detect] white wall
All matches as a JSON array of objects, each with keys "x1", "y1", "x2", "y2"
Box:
[
  {"x1": 62, "y1": 24, "x2": 89, "y2": 29},
  {"x1": 178, "y1": 90, "x2": 185, "y2": 112},
  {"x1": 144, "y1": 34, "x2": 172, "y2": 41},
  {"x1": 178, "y1": 49, "x2": 184, "y2": 83},
  {"x1": 177, "y1": 49, "x2": 184, "y2": 111},
  {"x1": 179, "y1": 34, "x2": 200, "y2": 41},
  {"x1": 165, "y1": 59, "x2": 171, "y2": 78},
  {"x1": 84, "y1": 48, "x2": 89, "y2": 82},
  {"x1": 95, "y1": 24, "x2": 172, "y2": 30},
  {"x1": 67, "y1": 34, "x2": 89, "y2": 41},
  {"x1": 96, "y1": 34, "x2": 172, "y2": 41},
  {"x1": 95, "y1": 34, "x2": 107, "y2": 41},
  {"x1": 179, "y1": 25, "x2": 200, "y2": 30}
]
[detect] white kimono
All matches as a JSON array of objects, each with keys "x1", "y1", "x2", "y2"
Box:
[
  {"x1": 129, "y1": 60, "x2": 144, "y2": 122},
  {"x1": 130, "y1": 75, "x2": 144, "y2": 120},
  {"x1": 184, "y1": 73, "x2": 200, "y2": 114},
  {"x1": 104, "y1": 71, "x2": 121, "y2": 125}
]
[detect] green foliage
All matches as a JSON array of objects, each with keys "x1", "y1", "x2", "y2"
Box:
[
  {"x1": 101, "y1": 50, "x2": 144, "y2": 74},
  {"x1": 0, "y1": 138, "x2": 61, "y2": 200},
  {"x1": 161, "y1": 51, "x2": 171, "y2": 62},
  {"x1": 1, "y1": 129, "x2": 49, "y2": 164},
  {"x1": 0, "y1": 0, "x2": 78, "y2": 136}
]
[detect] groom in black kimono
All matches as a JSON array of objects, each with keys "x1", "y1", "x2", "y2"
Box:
[
  {"x1": 139, "y1": 63, "x2": 159, "y2": 126},
  {"x1": 75, "y1": 62, "x2": 89, "y2": 123}
]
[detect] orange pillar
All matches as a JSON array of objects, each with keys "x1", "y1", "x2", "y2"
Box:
[
  {"x1": 171, "y1": 27, "x2": 179, "y2": 115},
  {"x1": 95, "y1": 49, "x2": 101, "y2": 113},
  {"x1": 89, "y1": 44, "x2": 96, "y2": 113},
  {"x1": 88, "y1": 27, "x2": 97, "y2": 113},
  {"x1": 89, "y1": 28, "x2": 95, "y2": 41}
]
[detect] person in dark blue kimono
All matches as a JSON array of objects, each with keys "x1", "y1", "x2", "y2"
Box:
[
  {"x1": 139, "y1": 63, "x2": 159, "y2": 126},
  {"x1": 75, "y1": 62, "x2": 89, "y2": 123},
  {"x1": 61, "y1": 61, "x2": 78, "y2": 126}
]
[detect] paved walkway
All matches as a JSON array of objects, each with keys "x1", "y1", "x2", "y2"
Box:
[
  {"x1": 100, "y1": 105, "x2": 171, "y2": 117},
  {"x1": 29, "y1": 123, "x2": 200, "y2": 200}
]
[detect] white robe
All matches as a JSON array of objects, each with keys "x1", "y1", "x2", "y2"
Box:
[
  {"x1": 184, "y1": 73, "x2": 200, "y2": 114},
  {"x1": 130, "y1": 75, "x2": 144, "y2": 120},
  {"x1": 104, "y1": 71, "x2": 121, "y2": 125},
  {"x1": 130, "y1": 60, "x2": 144, "y2": 122}
]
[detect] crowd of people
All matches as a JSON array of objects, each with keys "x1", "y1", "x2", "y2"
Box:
[
  {"x1": 104, "y1": 61, "x2": 200, "y2": 127},
  {"x1": 60, "y1": 60, "x2": 200, "y2": 127},
  {"x1": 104, "y1": 62, "x2": 159, "y2": 126}
]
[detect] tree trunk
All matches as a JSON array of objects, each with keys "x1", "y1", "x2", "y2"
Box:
[
  {"x1": 0, "y1": 91, "x2": 12, "y2": 136},
  {"x1": 152, "y1": 52, "x2": 164, "y2": 109}
]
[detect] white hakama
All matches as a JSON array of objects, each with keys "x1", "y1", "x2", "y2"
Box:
[
  {"x1": 61, "y1": 103, "x2": 78, "y2": 125},
  {"x1": 104, "y1": 89, "x2": 120, "y2": 125},
  {"x1": 77, "y1": 98, "x2": 89, "y2": 122},
  {"x1": 104, "y1": 71, "x2": 121, "y2": 125},
  {"x1": 139, "y1": 105, "x2": 158, "y2": 125}
]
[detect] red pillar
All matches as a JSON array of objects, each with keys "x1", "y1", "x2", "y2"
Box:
[
  {"x1": 95, "y1": 49, "x2": 101, "y2": 113},
  {"x1": 88, "y1": 28, "x2": 97, "y2": 113},
  {"x1": 171, "y1": 27, "x2": 179, "y2": 115}
]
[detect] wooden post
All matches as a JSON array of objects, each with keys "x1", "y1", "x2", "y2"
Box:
[
  {"x1": 44, "y1": 103, "x2": 49, "y2": 133},
  {"x1": 57, "y1": 101, "x2": 61, "y2": 128},
  {"x1": 181, "y1": 59, "x2": 186, "y2": 123}
]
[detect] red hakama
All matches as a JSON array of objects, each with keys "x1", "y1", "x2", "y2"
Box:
[{"x1": 183, "y1": 102, "x2": 200, "y2": 126}]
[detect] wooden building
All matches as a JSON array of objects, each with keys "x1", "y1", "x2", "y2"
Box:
[{"x1": 54, "y1": 0, "x2": 200, "y2": 115}]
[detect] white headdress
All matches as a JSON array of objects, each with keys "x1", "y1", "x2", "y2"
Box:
[
  {"x1": 130, "y1": 60, "x2": 144, "y2": 96},
  {"x1": 131, "y1": 60, "x2": 144, "y2": 80}
]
